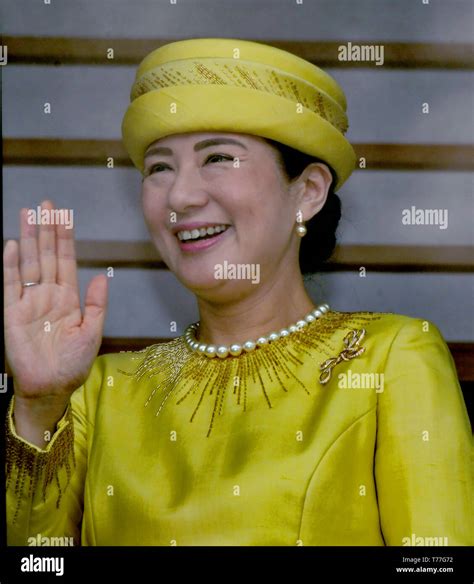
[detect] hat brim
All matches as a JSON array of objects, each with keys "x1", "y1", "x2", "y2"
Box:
[{"x1": 122, "y1": 85, "x2": 356, "y2": 191}]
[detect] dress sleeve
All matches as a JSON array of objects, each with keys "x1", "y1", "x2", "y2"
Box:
[
  {"x1": 374, "y1": 318, "x2": 474, "y2": 546},
  {"x1": 5, "y1": 362, "x2": 99, "y2": 546}
]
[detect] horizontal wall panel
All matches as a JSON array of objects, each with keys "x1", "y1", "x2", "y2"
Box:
[
  {"x1": 3, "y1": 0, "x2": 473, "y2": 43},
  {"x1": 2, "y1": 66, "x2": 133, "y2": 139},
  {"x1": 71, "y1": 243, "x2": 473, "y2": 272},
  {"x1": 4, "y1": 240, "x2": 473, "y2": 272},
  {"x1": 336, "y1": 69, "x2": 474, "y2": 144},
  {"x1": 5, "y1": 140, "x2": 473, "y2": 172},
  {"x1": 5, "y1": 37, "x2": 473, "y2": 69},
  {"x1": 3, "y1": 167, "x2": 147, "y2": 242},
  {"x1": 3, "y1": 66, "x2": 473, "y2": 144},
  {"x1": 77, "y1": 268, "x2": 198, "y2": 338},
  {"x1": 4, "y1": 168, "x2": 473, "y2": 246},
  {"x1": 338, "y1": 170, "x2": 473, "y2": 245},
  {"x1": 76, "y1": 268, "x2": 474, "y2": 341}
]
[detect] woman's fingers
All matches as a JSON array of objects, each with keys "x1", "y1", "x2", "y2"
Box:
[
  {"x1": 38, "y1": 200, "x2": 57, "y2": 283},
  {"x1": 56, "y1": 221, "x2": 78, "y2": 290},
  {"x1": 19, "y1": 207, "x2": 41, "y2": 287},
  {"x1": 15, "y1": 200, "x2": 79, "y2": 296},
  {"x1": 4, "y1": 240, "x2": 22, "y2": 307}
]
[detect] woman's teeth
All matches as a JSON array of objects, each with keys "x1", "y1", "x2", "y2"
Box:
[{"x1": 177, "y1": 224, "x2": 229, "y2": 241}]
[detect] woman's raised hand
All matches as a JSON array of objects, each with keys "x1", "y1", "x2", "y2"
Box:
[{"x1": 4, "y1": 200, "x2": 108, "y2": 404}]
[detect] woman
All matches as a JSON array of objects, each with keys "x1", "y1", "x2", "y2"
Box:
[{"x1": 4, "y1": 38, "x2": 472, "y2": 546}]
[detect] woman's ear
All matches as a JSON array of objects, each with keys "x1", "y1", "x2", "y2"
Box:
[{"x1": 291, "y1": 162, "x2": 333, "y2": 220}]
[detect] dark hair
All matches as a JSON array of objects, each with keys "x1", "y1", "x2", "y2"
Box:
[{"x1": 264, "y1": 138, "x2": 341, "y2": 276}]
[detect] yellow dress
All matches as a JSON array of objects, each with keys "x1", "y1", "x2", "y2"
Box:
[{"x1": 6, "y1": 310, "x2": 473, "y2": 546}]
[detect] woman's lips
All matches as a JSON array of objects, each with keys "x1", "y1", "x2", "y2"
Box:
[{"x1": 177, "y1": 226, "x2": 231, "y2": 252}]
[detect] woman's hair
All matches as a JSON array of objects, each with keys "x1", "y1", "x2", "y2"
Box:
[{"x1": 264, "y1": 138, "x2": 341, "y2": 276}]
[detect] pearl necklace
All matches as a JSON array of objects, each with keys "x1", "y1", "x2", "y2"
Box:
[{"x1": 184, "y1": 303, "x2": 330, "y2": 359}]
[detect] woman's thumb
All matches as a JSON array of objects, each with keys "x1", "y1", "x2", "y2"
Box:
[{"x1": 82, "y1": 274, "x2": 108, "y2": 339}]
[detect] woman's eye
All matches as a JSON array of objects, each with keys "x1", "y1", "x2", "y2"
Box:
[
  {"x1": 205, "y1": 153, "x2": 233, "y2": 163},
  {"x1": 146, "y1": 154, "x2": 232, "y2": 176},
  {"x1": 147, "y1": 163, "x2": 168, "y2": 174},
  {"x1": 143, "y1": 163, "x2": 167, "y2": 176}
]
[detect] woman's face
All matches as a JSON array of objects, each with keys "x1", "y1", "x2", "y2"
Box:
[{"x1": 141, "y1": 131, "x2": 303, "y2": 298}]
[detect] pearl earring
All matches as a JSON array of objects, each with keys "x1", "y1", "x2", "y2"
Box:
[{"x1": 295, "y1": 210, "x2": 307, "y2": 237}]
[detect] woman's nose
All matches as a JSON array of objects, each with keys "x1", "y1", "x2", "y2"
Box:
[{"x1": 166, "y1": 168, "x2": 209, "y2": 212}]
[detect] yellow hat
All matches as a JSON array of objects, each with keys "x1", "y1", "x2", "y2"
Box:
[{"x1": 121, "y1": 38, "x2": 356, "y2": 190}]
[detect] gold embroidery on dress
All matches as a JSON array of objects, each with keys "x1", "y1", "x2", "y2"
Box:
[
  {"x1": 118, "y1": 311, "x2": 382, "y2": 437},
  {"x1": 319, "y1": 328, "x2": 367, "y2": 385},
  {"x1": 5, "y1": 398, "x2": 76, "y2": 524}
]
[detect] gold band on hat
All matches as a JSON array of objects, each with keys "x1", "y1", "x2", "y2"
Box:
[
  {"x1": 122, "y1": 38, "x2": 356, "y2": 190},
  {"x1": 130, "y1": 59, "x2": 348, "y2": 134}
]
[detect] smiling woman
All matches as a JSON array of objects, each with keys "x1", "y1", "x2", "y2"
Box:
[
  {"x1": 138, "y1": 129, "x2": 334, "y2": 301},
  {"x1": 4, "y1": 37, "x2": 473, "y2": 547}
]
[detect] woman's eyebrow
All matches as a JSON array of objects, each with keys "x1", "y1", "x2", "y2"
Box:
[{"x1": 144, "y1": 138, "x2": 248, "y2": 160}]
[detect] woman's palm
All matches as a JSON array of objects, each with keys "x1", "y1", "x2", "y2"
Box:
[{"x1": 4, "y1": 201, "x2": 108, "y2": 400}]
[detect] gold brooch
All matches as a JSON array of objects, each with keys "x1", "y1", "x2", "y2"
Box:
[{"x1": 319, "y1": 328, "x2": 366, "y2": 385}]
